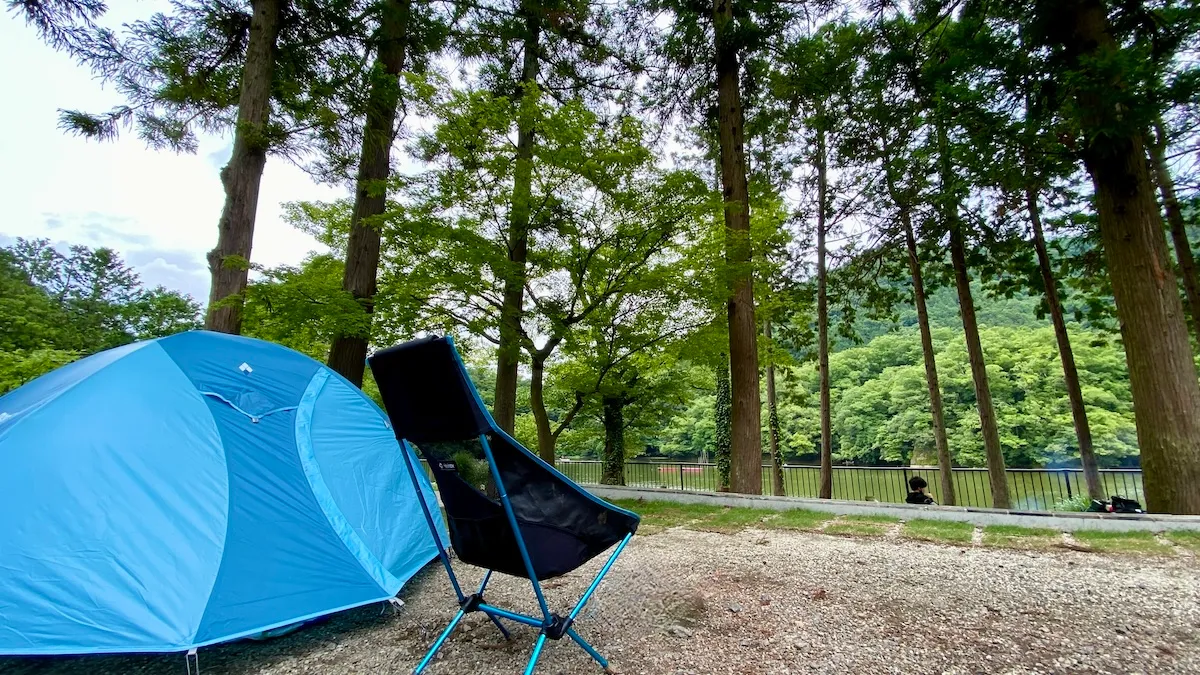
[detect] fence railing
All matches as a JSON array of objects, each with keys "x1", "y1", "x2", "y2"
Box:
[
  {"x1": 550, "y1": 461, "x2": 1145, "y2": 512},
  {"x1": 416, "y1": 458, "x2": 1144, "y2": 511}
]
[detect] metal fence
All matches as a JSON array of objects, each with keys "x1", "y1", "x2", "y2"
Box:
[
  {"x1": 416, "y1": 458, "x2": 1144, "y2": 511},
  {"x1": 548, "y1": 461, "x2": 1146, "y2": 512}
]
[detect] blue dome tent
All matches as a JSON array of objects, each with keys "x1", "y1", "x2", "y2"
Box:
[{"x1": 0, "y1": 331, "x2": 446, "y2": 656}]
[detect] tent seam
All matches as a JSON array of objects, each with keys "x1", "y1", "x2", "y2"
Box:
[
  {"x1": 186, "y1": 344, "x2": 234, "y2": 647},
  {"x1": 295, "y1": 369, "x2": 404, "y2": 595}
]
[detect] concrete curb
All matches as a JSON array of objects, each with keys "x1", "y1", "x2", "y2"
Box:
[{"x1": 585, "y1": 485, "x2": 1200, "y2": 533}]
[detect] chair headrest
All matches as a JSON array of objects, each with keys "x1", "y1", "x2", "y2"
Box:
[{"x1": 367, "y1": 336, "x2": 492, "y2": 443}]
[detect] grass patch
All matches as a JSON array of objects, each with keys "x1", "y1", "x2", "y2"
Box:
[
  {"x1": 612, "y1": 499, "x2": 725, "y2": 534},
  {"x1": 981, "y1": 525, "x2": 1062, "y2": 550},
  {"x1": 1164, "y1": 530, "x2": 1200, "y2": 552},
  {"x1": 762, "y1": 509, "x2": 832, "y2": 532},
  {"x1": 824, "y1": 515, "x2": 899, "y2": 537},
  {"x1": 902, "y1": 519, "x2": 974, "y2": 544},
  {"x1": 1072, "y1": 530, "x2": 1173, "y2": 555},
  {"x1": 688, "y1": 507, "x2": 768, "y2": 533}
]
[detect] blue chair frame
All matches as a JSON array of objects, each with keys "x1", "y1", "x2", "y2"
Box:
[{"x1": 386, "y1": 339, "x2": 637, "y2": 674}]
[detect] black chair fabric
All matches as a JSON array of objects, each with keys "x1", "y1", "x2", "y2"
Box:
[
  {"x1": 368, "y1": 337, "x2": 639, "y2": 580},
  {"x1": 369, "y1": 337, "x2": 492, "y2": 443}
]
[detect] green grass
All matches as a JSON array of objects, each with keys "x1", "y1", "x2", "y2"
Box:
[
  {"x1": 981, "y1": 525, "x2": 1062, "y2": 550},
  {"x1": 1072, "y1": 530, "x2": 1173, "y2": 555},
  {"x1": 1164, "y1": 530, "x2": 1200, "y2": 552},
  {"x1": 824, "y1": 515, "x2": 899, "y2": 537},
  {"x1": 902, "y1": 519, "x2": 975, "y2": 544},
  {"x1": 688, "y1": 507, "x2": 768, "y2": 533},
  {"x1": 762, "y1": 508, "x2": 832, "y2": 532},
  {"x1": 612, "y1": 499, "x2": 723, "y2": 534},
  {"x1": 610, "y1": 498, "x2": 1192, "y2": 557}
]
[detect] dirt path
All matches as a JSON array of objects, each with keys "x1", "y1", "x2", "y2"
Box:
[{"x1": 3, "y1": 527, "x2": 1198, "y2": 674}]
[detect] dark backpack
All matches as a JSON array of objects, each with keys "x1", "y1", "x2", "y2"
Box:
[
  {"x1": 1087, "y1": 495, "x2": 1143, "y2": 514},
  {"x1": 1110, "y1": 495, "x2": 1143, "y2": 513}
]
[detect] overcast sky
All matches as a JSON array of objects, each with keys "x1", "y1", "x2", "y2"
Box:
[{"x1": 0, "y1": 1, "x2": 344, "y2": 303}]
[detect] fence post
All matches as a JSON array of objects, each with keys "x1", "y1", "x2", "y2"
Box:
[
  {"x1": 679, "y1": 463, "x2": 685, "y2": 491},
  {"x1": 1063, "y1": 469, "x2": 1073, "y2": 500}
]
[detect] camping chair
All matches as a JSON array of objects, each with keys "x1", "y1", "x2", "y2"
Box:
[{"x1": 367, "y1": 336, "x2": 640, "y2": 675}]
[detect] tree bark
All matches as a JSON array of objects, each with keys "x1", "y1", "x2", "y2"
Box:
[
  {"x1": 1027, "y1": 186, "x2": 1103, "y2": 500},
  {"x1": 713, "y1": 0, "x2": 762, "y2": 495},
  {"x1": 530, "y1": 354, "x2": 554, "y2": 461},
  {"x1": 948, "y1": 225, "x2": 1009, "y2": 508},
  {"x1": 1148, "y1": 119, "x2": 1200, "y2": 343},
  {"x1": 816, "y1": 127, "x2": 833, "y2": 500},
  {"x1": 940, "y1": 121, "x2": 1010, "y2": 509},
  {"x1": 205, "y1": 0, "x2": 284, "y2": 334},
  {"x1": 601, "y1": 396, "x2": 625, "y2": 485},
  {"x1": 1039, "y1": 0, "x2": 1200, "y2": 514},
  {"x1": 527, "y1": 342, "x2": 582, "y2": 463},
  {"x1": 493, "y1": 8, "x2": 541, "y2": 433},
  {"x1": 327, "y1": 0, "x2": 411, "y2": 386},
  {"x1": 901, "y1": 207, "x2": 956, "y2": 505},
  {"x1": 765, "y1": 320, "x2": 785, "y2": 496},
  {"x1": 714, "y1": 359, "x2": 732, "y2": 491}
]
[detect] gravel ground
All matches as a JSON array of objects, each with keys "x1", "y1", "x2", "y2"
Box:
[{"x1": 2, "y1": 527, "x2": 1198, "y2": 675}]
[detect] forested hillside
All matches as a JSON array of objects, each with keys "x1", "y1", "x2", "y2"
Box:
[{"x1": 645, "y1": 284, "x2": 1138, "y2": 469}]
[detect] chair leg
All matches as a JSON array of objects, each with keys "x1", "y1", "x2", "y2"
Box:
[
  {"x1": 413, "y1": 609, "x2": 466, "y2": 675},
  {"x1": 522, "y1": 633, "x2": 549, "y2": 675},
  {"x1": 487, "y1": 614, "x2": 512, "y2": 641},
  {"x1": 566, "y1": 628, "x2": 609, "y2": 670}
]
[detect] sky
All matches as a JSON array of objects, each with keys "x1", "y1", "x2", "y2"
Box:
[{"x1": 0, "y1": 1, "x2": 343, "y2": 303}]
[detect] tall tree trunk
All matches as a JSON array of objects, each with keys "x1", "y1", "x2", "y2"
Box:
[
  {"x1": 205, "y1": 0, "x2": 283, "y2": 334},
  {"x1": 714, "y1": 358, "x2": 732, "y2": 491},
  {"x1": 327, "y1": 0, "x2": 411, "y2": 386},
  {"x1": 1027, "y1": 186, "x2": 1103, "y2": 500},
  {"x1": 948, "y1": 224, "x2": 1009, "y2": 509},
  {"x1": 1149, "y1": 119, "x2": 1200, "y2": 343},
  {"x1": 901, "y1": 207, "x2": 956, "y2": 505},
  {"x1": 493, "y1": 10, "x2": 541, "y2": 433},
  {"x1": 765, "y1": 320, "x2": 785, "y2": 496},
  {"x1": 1040, "y1": 0, "x2": 1200, "y2": 514},
  {"x1": 816, "y1": 127, "x2": 833, "y2": 500},
  {"x1": 529, "y1": 353, "x2": 554, "y2": 462},
  {"x1": 713, "y1": 0, "x2": 762, "y2": 495},
  {"x1": 939, "y1": 121, "x2": 1010, "y2": 509},
  {"x1": 601, "y1": 396, "x2": 625, "y2": 485}
]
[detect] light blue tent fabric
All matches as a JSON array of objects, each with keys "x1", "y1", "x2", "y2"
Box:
[{"x1": 0, "y1": 331, "x2": 446, "y2": 656}]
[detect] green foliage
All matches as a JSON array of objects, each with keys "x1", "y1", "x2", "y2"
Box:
[
  {"x1": 0, "y1": 238, "x2": 201, "y2": 394},
  {"x1": 654, "y1": 281, "x2": 1139, "y2": 469},
  {"x1": 0, "y1": 349, "x2": 82, "y2": 396},
  {"x1": 241, "y1": 254, "x2": 366, "y2": 360},
  {"x1": 451, "y1": 450, "x2": 491, "y2": 492},
  {"x1": 780, "y1": 322, "x2": 1137, "y2": 468},
  {"x1": 1050, "y1": 495, "x2": 1092, "y2": 512}
]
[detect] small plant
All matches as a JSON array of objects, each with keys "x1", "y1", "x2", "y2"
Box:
[
  {"x1": 452, "y1": 450, "x2": 491, "y2": 492},
  {"x1": 1051, "y1": 494, "x2": 1091, "y2": 512}
]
